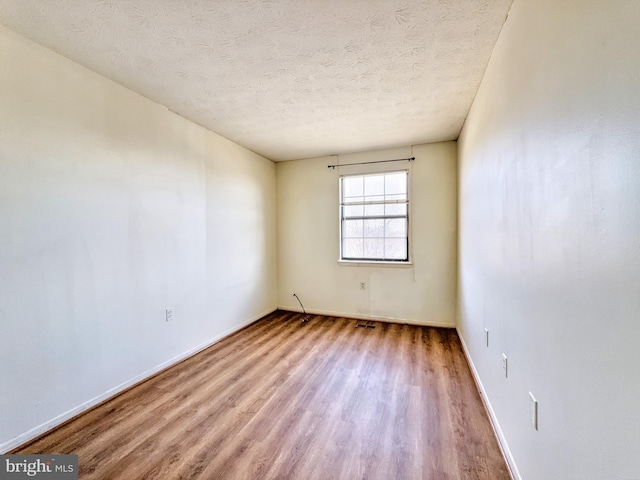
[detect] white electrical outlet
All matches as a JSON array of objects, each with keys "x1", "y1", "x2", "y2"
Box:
[
  {"x1": 484, "y1": 328, "x2": 489, "y2": 347},
  {"x1": 166, "y1": 308, "x2": 174, "y2": 322},
  {"x1": 360, "y1": 282, "x2": 366, "y2": 290},
  {"x1": 529, "y1": 392, "x2": 538, "y2": 430},
  {"x1": 502, "y1": 353, "x2": 508, "y2": 378}
]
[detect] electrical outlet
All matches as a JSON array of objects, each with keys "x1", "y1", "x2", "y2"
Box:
[
  {"x1": 166, "y1": 308, "x2": 174, "y2": 322},
  {"x1": 502, "y1": 353, "x2": 508, "y2": 378},
  {"x1": 529, "y1": 392, "x2": 538, "y2": 430},
  {"x1": 484, "y1": 328, "x2": 489, "y2": 347},
  {"x1": 360, "y1": 282, "x2": 366, "y2": 290}
]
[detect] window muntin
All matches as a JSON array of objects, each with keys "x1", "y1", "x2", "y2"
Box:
[{"x1": 340, "y1": 171, "x2": 409, "y2": 262}]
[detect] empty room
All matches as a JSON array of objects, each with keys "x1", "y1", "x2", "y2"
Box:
[{"x1": 1, "y1": 1, "x2": 639, "y2": 479}]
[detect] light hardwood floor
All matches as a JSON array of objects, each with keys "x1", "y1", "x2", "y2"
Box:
[{"x1": 15, "y1": 311, "x2": 511, "y2": 479}]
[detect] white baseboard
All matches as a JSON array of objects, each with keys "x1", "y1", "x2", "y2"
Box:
[
  {"x1": 277, "y1": 305, "x2": 456, "y2": 329},
  {"x1": 456, "y1": 328, "x2": 522, "y2": 480},
  {"x1": 0, "y1": 307, "x2": 276, "y2": 453}
]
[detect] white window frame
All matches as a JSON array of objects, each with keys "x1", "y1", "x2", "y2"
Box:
[{"x1": 339, "y1": 170, "x2": 410, "y2": 264}]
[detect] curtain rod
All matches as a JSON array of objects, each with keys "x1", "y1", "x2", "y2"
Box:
[{"x1": 327, "y1": 157, "x2": 415, "y2": 170}]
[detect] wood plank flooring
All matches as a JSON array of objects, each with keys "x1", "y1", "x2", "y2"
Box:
[{"x1": 15, "y1": 311, "x2": 511, "y2": 480}]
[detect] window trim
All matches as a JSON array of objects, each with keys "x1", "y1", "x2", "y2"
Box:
[{"x1": 338, "y1": 169, "x2": 411, "y2": 264}]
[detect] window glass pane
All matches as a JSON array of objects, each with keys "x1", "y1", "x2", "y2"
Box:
[
  {"x1": 385, "y1": 218, "x2": 406, "y2": 237},
  {"x1": 343, "y1": 238, "x2": 363, "y2": 258},
  {"x1": 364, "y1": 238, "x2": 384, "y2": 258},
  {"x1": 364, "y1": 204, "x2": 384, "y2": 216},
  {"x1": 363, "y1": 219, "x2": 384, "y2": 237},
  {"x1": 343, "y1": 219, "x2": 363, "y2": 237},
  {"x1": 343, "y1": 205, "x2": 363, "y2": 217},
  {"x1": 343, "y1": 176, "x2": 363, "y2": 199},
  {"x1": 364, "y1": 175, "x2": 384, "y2": 197},
  {"x1": 385, "y1": 172, "x2": 407, "y2": 196},
  {"x1": 385, "y1": 203, "x2": 407, "y2": 215},
  {"x1": 384, "y1": 238, "x2": 407, "y2": 260}
]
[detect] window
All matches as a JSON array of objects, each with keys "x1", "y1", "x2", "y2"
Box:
[{"x1": 340, "y1": 170, "x2": 409, "y2": 262}]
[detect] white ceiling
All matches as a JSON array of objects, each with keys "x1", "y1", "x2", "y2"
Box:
[{"x1": 0, "y1": 0, "x2": 512, "y2": 161}]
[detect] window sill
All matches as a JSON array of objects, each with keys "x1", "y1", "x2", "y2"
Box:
[{"x1": 338, "y1": 260, "x2": 413, "y2": 267}]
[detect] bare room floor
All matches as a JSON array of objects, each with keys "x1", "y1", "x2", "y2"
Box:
[{"x1": 15, "y1": 310, "x2": 511, "y2": 479}]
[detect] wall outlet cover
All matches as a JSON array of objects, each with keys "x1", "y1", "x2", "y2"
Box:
[{"x1": 529, "y1": 392, "x2": 538, "y2": 430}]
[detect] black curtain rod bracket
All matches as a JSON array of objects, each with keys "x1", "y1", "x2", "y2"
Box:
[{"x1": 327, "y1": 157, "x2": 415, "y2": 170}]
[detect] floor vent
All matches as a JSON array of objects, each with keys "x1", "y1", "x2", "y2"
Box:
[{"x1": 356, "y1": 324, "x2": 376, "y2": 329}]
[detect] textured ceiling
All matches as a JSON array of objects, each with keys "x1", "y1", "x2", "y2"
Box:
[{"x1": 0, "y1": 0, "x2": 512, "y2": 161}]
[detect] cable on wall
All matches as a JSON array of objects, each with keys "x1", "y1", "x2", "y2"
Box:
[{"x1": 293, "y1": 293, "x2": 310, "y2": 323}]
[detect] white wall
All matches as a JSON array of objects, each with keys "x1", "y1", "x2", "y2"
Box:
[
  {"x1": 457, "y1": 1, "x2": 640, "y2": 479},
  {"x1": 277, "y1": 143, "x2": 457, "y2": 326},
  {"x1": 0, "y1": 25, "x2": 277, "y2": 452}
]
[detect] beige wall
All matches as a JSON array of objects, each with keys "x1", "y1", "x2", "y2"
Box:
[
  {"x1": 0, "y1": 25, "x2": 277, "y2": 451},
  {"x1": 458, "y1": 0, "x2": 640, "y2": 478},
  {"x1": 277, "y1": 142, "x2": 457, "y2": 326}
]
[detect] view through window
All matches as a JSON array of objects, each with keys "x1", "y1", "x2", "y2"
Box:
[{"x1": 339, "y1": 170, "x2": 409, "y2": 262}]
